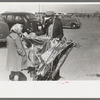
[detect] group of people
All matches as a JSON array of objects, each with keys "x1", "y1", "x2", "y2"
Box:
[{"x1": 6, "y1": 11, "x2": 64, "y2": 81}]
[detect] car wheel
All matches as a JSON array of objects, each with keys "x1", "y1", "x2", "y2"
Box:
[
  {"x1": 71, "y1": 23, "x2": 77, "y2": 29},
  {"x1": 77, "y1": 26, "x2": 81, "y2": 29}
]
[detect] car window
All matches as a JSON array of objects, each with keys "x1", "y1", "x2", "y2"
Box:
[
  {"x1": 22, "y1": 17, "x2": 27, "y2": 23},
  {"x1": 0, "y1": 15, "x2": 5, "y2": 22},
  {"x1": 2, "y1": 15, "x2": 6, "y2": 20},
  {"x1": 26, "y1": 14, "x2": 35, "y2": 19},
  {"x1": 7, "y1": 15, "x2": 14, "y2": 21},
  {"x1": 15, "y1": 16, "x2": 23, "y2": 21}
]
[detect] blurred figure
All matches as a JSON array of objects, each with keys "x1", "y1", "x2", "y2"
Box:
[
  {"x1": 6, "y1": 24, "x2": 27, "y2": 81},
  {"x1": 43, "y1": 11, "x2": 64, "y2": 80},
  {"x1": 22, "y1": 32, "x2": 40, "y2": 78}
]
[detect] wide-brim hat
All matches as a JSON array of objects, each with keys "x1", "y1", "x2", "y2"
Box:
[{"x1": 45, "y1": 11, "x2": 55, "y2": 17}]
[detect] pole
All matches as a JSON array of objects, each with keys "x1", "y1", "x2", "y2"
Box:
[{"x1": 39, "y1": 4, "x2": 41, "y2": 21}]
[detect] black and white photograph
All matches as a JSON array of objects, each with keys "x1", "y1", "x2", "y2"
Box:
[
  {"x1": 0, "y1": 2, "x2": 100, "y2": 81},
  {"x1": 1, "y1": 2, "x2": 100, "y2": 98}
]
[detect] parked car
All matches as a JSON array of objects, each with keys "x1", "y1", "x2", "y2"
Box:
[
  {"x1": 1, "y1": 12, "x2": 42, "y2": 33},
  {"x1": 0, "y1": 15, "x2": 9, "y2": 43},
  {"x1": 60, "y1": 18, "x2": 82, "y2": 29}
]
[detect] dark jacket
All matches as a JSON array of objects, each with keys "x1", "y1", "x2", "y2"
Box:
[{"x1": 44, "y1": 17, "x2": 64, "y2": 40}]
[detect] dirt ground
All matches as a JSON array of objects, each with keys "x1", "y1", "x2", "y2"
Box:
[
  {"x1": 61, "y1": 17, "x2": 100, "y2": 80},
  {"x1": 0, "y1": 17, "x2": 100, "y2": 81}
]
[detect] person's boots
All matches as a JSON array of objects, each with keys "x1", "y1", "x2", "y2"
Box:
[
  {"x1": 9, "y1": 71, "x2": 16, "y2": 81},
  {"x1": 17, "y1": 71, "x2": 27, "y2": 81},
  {"x1": 13, "y1": 75, "x2": 19, "y2": 81}
]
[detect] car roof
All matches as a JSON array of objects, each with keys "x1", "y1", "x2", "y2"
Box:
[
  {"x1": 61, "y1": 17, "x2": 78, "y2": 21},
  {"x1": 1, "y1": 12, "x2": 35, "y2": 15}
]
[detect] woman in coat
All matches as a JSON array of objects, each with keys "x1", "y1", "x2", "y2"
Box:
[{"x1": 6, "y1": 24, "x2": 27, "y2": 81}]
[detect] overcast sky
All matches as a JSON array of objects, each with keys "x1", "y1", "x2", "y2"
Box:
[{"x1": 0, "y1": 2, "x2": 100, "y2": 14}]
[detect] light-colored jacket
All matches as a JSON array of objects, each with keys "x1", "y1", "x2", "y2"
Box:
[{"x1": 6, "y1": 32, "x2": 27, "y2": 71}]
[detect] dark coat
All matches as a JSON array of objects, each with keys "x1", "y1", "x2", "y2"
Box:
[{"x1": 44, "y1": 17, "x2": 64, "y2": 40}]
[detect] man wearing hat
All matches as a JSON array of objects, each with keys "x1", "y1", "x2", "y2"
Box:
[
  {"x1": 43, "y1": 11, "x2": 64, "y2": 80},
  {"x1": 44, "y1": 11, "x2": 63, "y2": 40}
]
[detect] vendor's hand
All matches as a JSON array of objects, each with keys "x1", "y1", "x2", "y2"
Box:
[
  {"x1": 54, "y1": 38, "x2": 60, "y2": 41},
  {"x1": 23, "y1": 32, "x2": 29, "y2": 38},
  {"x1": 38, "y1": 26, "x2": 42, "y2": 30}
]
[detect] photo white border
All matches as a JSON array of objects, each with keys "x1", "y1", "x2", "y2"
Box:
[{"x1": 0, "y1": 81, "x2": 100, "y2": 98}]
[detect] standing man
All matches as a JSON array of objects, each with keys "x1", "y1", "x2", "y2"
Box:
[
  {"x1": 43, "y1": 11, "x2": 64, "y2": 80},
  {"x1": 44, "y1": 11, "x2": 63, "y2": 40}
]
